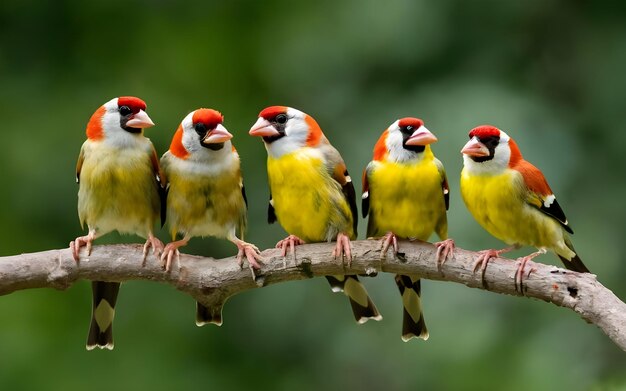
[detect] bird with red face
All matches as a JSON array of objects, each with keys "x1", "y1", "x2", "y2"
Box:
[
  {"x1": 460, "y1": 125, "x2": 589, "y2": 290},
  {"x1": 363, "y1": 117, "x2": 453, "y2": 341},
  {"x1": 70, "y1": 96, "x2": 165, "y2": 350},
  {"x1": 160, "y1": 108, "x2": 261, "y2": 326},
  {"x1": 249, "y1": 106, "x2": 381, "y2": 324}
]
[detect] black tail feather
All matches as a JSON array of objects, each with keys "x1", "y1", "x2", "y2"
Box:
[
  {"x1": 395, "y1": 274, "x2": 429, "y2": 341},
  {"x1": 325, "y1": 275, "x2": 382, "y2": 324},
  {"x1": 559, "y1": 253, "x2": 589, "y2": 273},
  {"x1": 86, "y1": 281, "x2": 120, "y2": 350}
]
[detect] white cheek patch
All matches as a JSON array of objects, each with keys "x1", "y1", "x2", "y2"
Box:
[{"x1": 543, "y1": 194, "x2": 556, "y2": 208}]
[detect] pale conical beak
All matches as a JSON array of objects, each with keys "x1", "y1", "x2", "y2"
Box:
[
  {"x1": 405, "y1": 126, "x2": 438, "y2": 146},
  {"x1": 249, "y1": 117, "x2": 280, "y2": 137},
  {"x1": 125, "y1": 109, "x2": 155, "y2": 128},
  {"x1": 461, "y1": 137, "x2": 490, "y2": 157},
  {"x1": 202, "y1": 124, "x2": 233, "y2": 144}
]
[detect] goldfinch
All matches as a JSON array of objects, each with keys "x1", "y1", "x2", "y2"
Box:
[
  {"x1": 460, "y1": 125, "x2": 589, "y2": 290},
  {"x1": 160, "y1": 108, "x2": 261, "y2": 326},
  {"x1": 363, "y1": 118, "x2": 454, "y2": 341},
  {"x1": 249, "y1": 106, "x2": 381, "y2": 324},
  {"x1": 70, "y1": 96, "x2": 165, "y2": 350}
]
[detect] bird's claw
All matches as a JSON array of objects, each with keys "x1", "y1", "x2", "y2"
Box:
[
  {"x1": 514, "y1": 249, "x2": 544, "y2": 293},
  {"x1": 236, "y1": 242, "x2": 264, "y2": 269},
  {"x1": 143, "y1": 235, "x2": 165, "y2": 265},
  {"x1": 160, "y1": 247, "x2": 180, "y2": 272},
  {"x1": 275, "y1": 235, "x2": 305, "y2": 266},
  {"x1": 69, "y1": 233, "x2": 95, "y2": 262},
  {"x1": 332, "y1": 233, "x2": 353, "y2": 267},
  {"x1": 435, "y1": 238, "x2": 455, "y2": 268},
  {"x1": 472, "y1": 249, "x2": 501, "y2": 287},
  {"x1": 379, "y1": 232, "x2": 398, "y2": 260}
]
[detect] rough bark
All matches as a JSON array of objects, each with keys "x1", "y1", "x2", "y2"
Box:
[{"x1": 0, "y1": 240, "x2": 624, "y2": 350}]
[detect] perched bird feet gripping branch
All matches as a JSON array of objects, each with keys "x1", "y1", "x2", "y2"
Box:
[
  {"x1": 143, "y1": 234, "x2": 164, "y2": 264},
  {"x1": 160, "y1": 238, "x2": 189, "y2": 272},
  {"x1": 434, "y1": 238, "x2": 455, "y2": 268},
  {"x1": 514, "y1": 248, "x2": 544, "y2": 293},
  {"x1": 70, "y1": 229, "x2": 97, "y2": 262},
  {"x1": 276, "y1": 234, "x2": 306, "y2": 258},
  {"x1": 332, "y1": 232, "x2": 353, "y2": 266},
  {"x1": 472, "y1": 246, "x2": 516, "y2": 286},
  {"x1": 379, "y1": 232, "x2": 398, "y2": 259},
  {"x1": 233, "y1": 239, "x2": 263, "y2": 270}
]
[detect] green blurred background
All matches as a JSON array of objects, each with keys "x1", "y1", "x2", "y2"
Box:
[{"x1": 1, "y1": 0, "x2": 625, "y2": 389}]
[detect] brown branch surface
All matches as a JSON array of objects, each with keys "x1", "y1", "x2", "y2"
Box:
[{"x1": 0, "y1": 241, "x2": 624, "y2": 350}]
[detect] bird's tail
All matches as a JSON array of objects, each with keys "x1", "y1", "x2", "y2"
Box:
[
  {"x1": 86, "y1": 281, "x2": 120, "y2": 350},
  {"x1": 325, "y1": 275, "x2": 382, "y2": 324},
  {"x1": 395, "y1": 274, "x2": 429, "y2": 342},
  {"x1": 559, "y1": 237, "x2": 590, "y2": 273},
  {"x1": 196, "y1": 302, "x2": 223, "y2": 327}
]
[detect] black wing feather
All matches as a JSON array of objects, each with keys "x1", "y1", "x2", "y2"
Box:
[
  {"x1": 539, "y1": 198, "x2": 573, "y2": 234},
  {"x1": 268, "y1": 194, "x2": 277, "y2": 224},
  {"x1": 342, "y1": 174, "x2": 359, "y2": 237}
]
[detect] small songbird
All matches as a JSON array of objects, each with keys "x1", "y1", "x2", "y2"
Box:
[
  {"x1": 362, "y1": 118, "x2": 454, "y2": 341},
  {"x1": 249, "y1": 106, "x2": 381, "y2": 324},
  {"x1": 160, "y1": 108, "x2": 261, "y2": 326},
  {"x1": 460, "y1": 125, "x2": 589, "y2": 289},
  {"x1": 70, "y1": 96, "x2": 165, "y2": 350}
]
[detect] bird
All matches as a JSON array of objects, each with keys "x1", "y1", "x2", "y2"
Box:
[
  {"x1": 249, "y1": 106, "x2": 381, "y2": 324},
  {"x1": 70, "y1": 96, "x2": 165, "y2": 350},
  {"x1": 460, "y1": 125, "x2": 589, "y2": 290},
  {"x1": 362, "y1": 117, "x2": 454, "y2": 341},
  {"x1": 160, "y1": 108, "x2": 262, "y2": 326}
]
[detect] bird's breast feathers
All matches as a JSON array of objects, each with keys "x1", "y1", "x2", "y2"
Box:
[
  {"x1": 461, "y1": 168, "x2": 566, "y2": 249},
  {"x1": 163, "y1": 153, "x2": 245, "y2": 239},
  {"x1": 77, "y1": 140, "x2": 160, "y2": 235},
  {"x1": 368, "y1": 159, "x2": 446, "y2": 239},
  {"x1": 267, "y1": 149, "x2": 352, "y2": 242}
]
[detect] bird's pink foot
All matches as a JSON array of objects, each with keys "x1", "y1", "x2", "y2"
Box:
[
  {"x1": 69, "y1": 230, "x2": 97, "y2": 261},
  {"x1": 275, "y1": 235, "x2": 305, "y2": 258},
  {"x1": 143, "y1": 234, "x2": 165, "y2": 264},
  {"x1": 514, "y1": 249, "x2": 545, "y2": 293},
  {"x1": 161, "y1": 239, "x2": 188, "y2": 272},
  {"x1": 379, "y1": 232, "x2": 398, "y2": 259},
  {"x1": 473, "y1": 246, "x2": 516, "y2": 286},
  {"x1": 332, "y1": 232, "x2": 353, "y2": 266},
  {"x1": 234, "y1": 240, "x2": 264, "y2": 270},
  {"x1": 435, "y1": 238, "x2": 455, "y2": 268}
]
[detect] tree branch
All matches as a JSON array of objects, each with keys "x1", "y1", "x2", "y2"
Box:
[{"x1": 1, "y1": 240, "x2": 624, "y2": 350}]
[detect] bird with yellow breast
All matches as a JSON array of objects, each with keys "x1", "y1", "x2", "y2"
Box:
[
  {"x1": 160, "y1": 108, "x2": 261, "y2": 325},
  {"x1": 249, "y1": 106, "x2": 381, "y2": 324},
  {"x1": 70, "y1": 96, "x2": 165, "y2": 350},
  {"x1": 363, "y1": 117, "x2": 454, "y2": 341},
  {"x1": 460, "y1": 125, "x2": 589, "y2": 290}
]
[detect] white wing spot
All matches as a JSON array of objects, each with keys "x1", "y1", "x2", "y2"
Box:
[
  {"x1": 362, "y1": 191, "x2": 369, "y2": 199},
  {"x1": 544, "y1": 194, "x2": 556, "y2": 208},
  {"x1": 345, "y1": 175, "x2": 352, "y2": 182}
]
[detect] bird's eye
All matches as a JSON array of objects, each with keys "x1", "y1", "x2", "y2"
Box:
[
  {"x1": 119, "y1": 106, "x2": 132, "y2": 116},
  {"x1": 275, "y1": 114, "x2": 288, "y2": 124},
  {"x1": 405, "y1": 125, "x2": 413, "y2": 132},
  {"x1": 195, "y1": 123, "x2": 207, "y2": 135}
]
